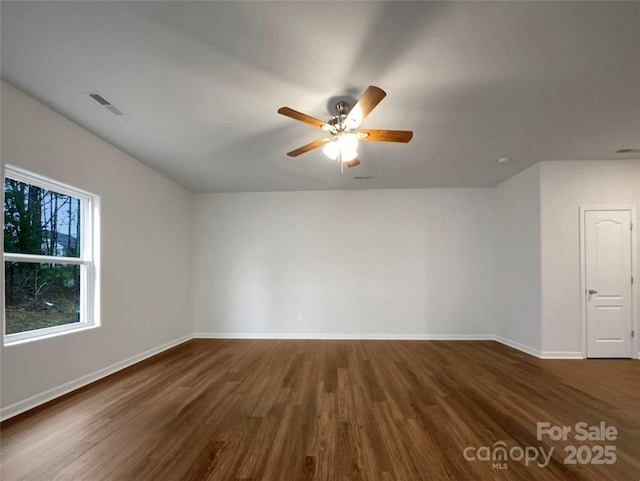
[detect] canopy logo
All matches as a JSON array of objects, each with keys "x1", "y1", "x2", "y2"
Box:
[{"x1": 463, "y1": 442, "x2": 553, "y2": 470}]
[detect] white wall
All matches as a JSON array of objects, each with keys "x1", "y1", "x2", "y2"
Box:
[
  {"x1": 0, "y1": 81, "x2": 194, "y2": 418},
  {"x1": 539, "y1": 160, "x2": 640, "y2": 356},
  {"x1": 494, "y1": 163, "x2": 542, "y2": 354},
  {"x1": 194, "y1": 189, "x2": 495, "y2": 338}
]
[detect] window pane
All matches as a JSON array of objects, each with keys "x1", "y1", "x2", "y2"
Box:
[
  {"x1": 4, "y1": 179, "x2": 81, "y2": 257},
  {"x1": 4, "y1": 262, "x2": 81, "y2": 335}
]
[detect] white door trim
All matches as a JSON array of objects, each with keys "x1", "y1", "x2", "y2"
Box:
[{"x1": 579, "y1": 205, "x2": 638, "y2": 359}]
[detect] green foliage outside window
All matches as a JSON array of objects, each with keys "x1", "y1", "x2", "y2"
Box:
[{"x1": 4, "y1": 178, "x2": 82, "y2": 334}]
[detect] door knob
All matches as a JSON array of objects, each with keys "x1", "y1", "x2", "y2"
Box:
[{"x1": 588, "y1": 289, "x2": 597, "y2": 295}]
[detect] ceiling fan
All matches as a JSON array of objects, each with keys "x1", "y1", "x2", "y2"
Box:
[{"x1": 278, "y1": 86, "x2": 413, "y2": 172}]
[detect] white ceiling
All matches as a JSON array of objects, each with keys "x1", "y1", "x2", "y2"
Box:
[{"x1": 1, "y1": 1, "x2": 639, "y2": 193}]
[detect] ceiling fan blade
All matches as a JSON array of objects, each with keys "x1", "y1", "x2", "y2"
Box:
[
  {"x1": 357, "y1": 129, "x2": 413, "y2": 143},
  {"x1": 345, "y1": 86, "x2": 386, "y2": 128},
  {"x1": 346, "y1": 156, "x2": 360, "y2": 168},
  {"x1": 278, "y1": 107, "x2": 328, "y2": 129},
  {"x1": 286, "y1": 137, "x2": 332, "y2": 157}
]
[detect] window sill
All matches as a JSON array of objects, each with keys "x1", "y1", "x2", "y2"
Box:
[{"x1": 4, "y1": 323, "x2": 100, "y2": 347}]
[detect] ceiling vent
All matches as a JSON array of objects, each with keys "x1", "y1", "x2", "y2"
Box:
[
  {"x1": 353, "y1": 176, "x2": 374, "y2": 180},
  {"x1": 615, "y1": 148, "x2": 640, "y2": 154},
  {"x1": 86, "y1": 92, "x2": 124, "y2": 116}
]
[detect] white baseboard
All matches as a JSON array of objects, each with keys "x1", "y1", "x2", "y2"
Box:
[
  {"x1": 0, "y1": 334, "x2": 194, "y2": 422},
  {"x1": 495, "y1": 336, "x2": 543, "y2": 358},
  {"x1": 495, "y1": 337, "x2": 586, "y2": 359},
  {"x1": 198, "y1": 334, "x2": 637, "y2": 360},
  {"x1": 194, "y1": 332, "x2": 495, "y2": 340},
  {"x1": 539, "y1": 351, "x2": 584, "y2": 359}
]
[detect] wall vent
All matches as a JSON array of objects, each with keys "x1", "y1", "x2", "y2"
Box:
[
  {"x1": 85, "y1": 92, "x2": 124, "y2": 115},
  {"x1": 353, "y1": 176, "x2": 374, "y2": 180}
]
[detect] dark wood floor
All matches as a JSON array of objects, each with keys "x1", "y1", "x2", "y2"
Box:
[{"x1": 1, "y1": 340, "x2": 639, "y2": 481}]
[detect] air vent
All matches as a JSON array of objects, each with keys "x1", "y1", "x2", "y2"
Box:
[
  {"x1": 615, "y1": 148, "x2": 640, "y2": 154},
  {"x1": 353, "y1": 176, "x2": 374, "y2": 180},
  {"x1": 89, "y1": 93, "x2": 110, "y2": 105},
  {"x1": 85, "y1": 92, "x2": 124, "y2": 116}
]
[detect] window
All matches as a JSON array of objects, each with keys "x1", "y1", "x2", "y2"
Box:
[{"x1": 3, "y1": 166, "x2": 99, "y2": 344}]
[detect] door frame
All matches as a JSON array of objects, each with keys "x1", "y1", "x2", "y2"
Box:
[{"x1": 579, "y1": 205, "x2": 638, "y2": 359}]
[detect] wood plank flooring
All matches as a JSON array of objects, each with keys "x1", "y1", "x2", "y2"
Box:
[{"x1": 1, "y1": 339, "x2": 639, "y2": 481}]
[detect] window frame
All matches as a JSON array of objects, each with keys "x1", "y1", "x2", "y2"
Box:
[{"x1": 3, "y1": 165, "x2": 100, "y2": 345}]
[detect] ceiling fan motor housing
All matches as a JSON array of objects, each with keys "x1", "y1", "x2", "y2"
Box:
[
  {"x1": 335, "y1": 101, "x2": 350, "y2": 116},
  {"x1": 326, "y1": 102, "x2": 352, "y2": 135},
  {"x1": 327, "y1": 116, "x2": 346, "y2": 134}
]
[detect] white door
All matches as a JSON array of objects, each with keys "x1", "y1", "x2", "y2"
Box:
[{"x1": 584, "y1": 209, "x2": 633, "y2": 358}]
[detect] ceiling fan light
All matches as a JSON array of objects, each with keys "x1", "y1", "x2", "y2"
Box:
[
  {"x1": 339, "y1": 133, "x2": 358, "y2": 152},
  {"x1": 322, "y1": 141, "x2": 339, "y2": 160}
]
